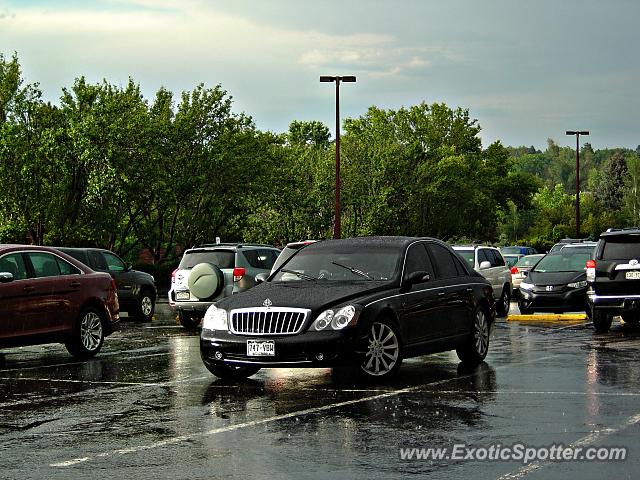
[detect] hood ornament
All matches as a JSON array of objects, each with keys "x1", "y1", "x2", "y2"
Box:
[{"x1": 263, "y1": 298, "x2": 273, "y2": 308}]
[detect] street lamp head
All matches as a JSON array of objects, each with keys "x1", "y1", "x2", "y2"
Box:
[
  {"x1": 566, "y1": 130, "x2": 589, "y2": 136},
  {"x1": 320, "y1": 75, "x2": 356, "y2": 83}
]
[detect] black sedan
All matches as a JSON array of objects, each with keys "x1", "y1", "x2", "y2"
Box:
[
  {"x1": 517, "y1": 243, "x2": 595, "y2": 314},
  {"x1": 200, "y1": 237, "x2": 496, "y2": 380}
]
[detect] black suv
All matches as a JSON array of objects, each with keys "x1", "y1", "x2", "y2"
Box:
[
  {"x1": 587, "y1": 228, "x2": 640, "y2": 332},
  {"x1": 56, "y1": 247, "x2": 157, "y2": 322}
]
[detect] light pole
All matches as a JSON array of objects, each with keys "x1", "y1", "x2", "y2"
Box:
[
  {"x1": 320, "y1": 75, "x2": 356, "y2": 239},
  {"x1": 566, "y1": 130, "x2": 589, "y2": 238}
]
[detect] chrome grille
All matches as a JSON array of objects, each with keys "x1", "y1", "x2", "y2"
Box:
[{"x1": 229, "y1": 307, "x2": 310, "y2": 335}]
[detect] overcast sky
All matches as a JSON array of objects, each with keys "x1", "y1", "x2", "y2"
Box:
[{"x1": 1, "y1": 0, "x2": 638, "y2": 149}]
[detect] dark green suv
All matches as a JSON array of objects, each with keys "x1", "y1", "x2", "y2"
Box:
[{"x1": 587, "y1": 228, "x2": 640, "y2": 332}]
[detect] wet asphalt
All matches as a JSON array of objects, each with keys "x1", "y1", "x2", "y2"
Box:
[{"x1": 1, "y1": 302, "x2": 639, "y2": 480}]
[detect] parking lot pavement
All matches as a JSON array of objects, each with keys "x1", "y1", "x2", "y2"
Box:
[{"x1": 1, "y1": 303, "x2": 639, "y2": 479}]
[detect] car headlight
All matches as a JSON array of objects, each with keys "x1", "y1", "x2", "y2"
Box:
[
  {"x1": 312, "y1": 305, "x2": 360, "y2": 331},
  {"x1": 520, "y1": 282, "x2": 534, "y2": 291},
  {"x1": 202, "y1": 305, "x2": 228, "y2": 331},
  {"x1": 567, "y1": 280, "x2": 587, "y2": 289}
]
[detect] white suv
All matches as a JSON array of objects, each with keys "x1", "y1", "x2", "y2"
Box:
[
  {"x1": 169, "y1": 243, "x2": 280, "y2": 329},
  {"x1": 453, "y1": 245, "x2": 513, "y2": 317}
]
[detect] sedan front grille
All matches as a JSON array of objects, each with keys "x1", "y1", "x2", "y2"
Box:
[{"x1": 229, "y1": 307, "x2": 310, "y2": 335}]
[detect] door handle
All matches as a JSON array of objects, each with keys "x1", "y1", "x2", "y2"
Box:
[
  {"x1": 466, "y1": 287, "x2": 473, "y2": 292},
  {"x1": 69, "y1": 281, "x2": 81, "y2": 288},
  {"x1": 23, "y1": 285, "x2": 35, "y2": 293},
  {"x1": 438, "y1": 291, "x2": 445, "y2": 296}
]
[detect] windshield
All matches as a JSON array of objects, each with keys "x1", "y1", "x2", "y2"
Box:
[
  {"x1": 501, "y1": 247, "x2": 522, "y2": 255},
  {"x1": 504, "y1": 255, "x2": 520, "y2": 267},
  {"x1": 272, "y1": 245, "x2": 401, "y2": 282},
  {"x1": 533, "y1": 251, "x2": 591, "y2": 273}
]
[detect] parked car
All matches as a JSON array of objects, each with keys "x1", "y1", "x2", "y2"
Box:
[
  {"x1": 511, "y1": 254, "x2": 545, "y2": 296},
  {"x1": 56, "y1": 247, "x2": 157, "y2": 322},
  {"x1": 501, "y1": 246, "x2": 538, "y2": 256},
  {"x1": 200, "y1": 237, "x2": 496, "y2": 380},
  {"x1": 549, "y1": 238, "x2": 591, "y2": 253},
  {"x1": 503, "y1": 254, "x2": 523, "y2": 269},
  {"x1": 452, "y1": 245, "x2": 512, "y2": 317},
  {"x1": 587, "y1": 228, "x2": 640, "y2": 332},
  {"x1": 169, "y1": 243, "x2": 280, "y2": 329},
  {"x1": 270, "y1": 240, "x2": 317, "y2": 273},
  {"x1": 0, "y1": 245, "x2": 119, "y2": 358},
  {"x1": 518, "y1": 243, "x2": 596, "y2": 314}
]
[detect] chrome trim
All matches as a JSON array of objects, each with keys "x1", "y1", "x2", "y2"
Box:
[
  {"x1": 223, "y1": 358, "x2": 314, "y2": 366},
  {"x1": 365, "y1": 282, "x2": 489, "y2": 307},
  {"x1": 588, "y1": 294, "x2": 640, "y2": 300},
  {"x1": 229, "y1": 307, "x2": 310, "y2": 335},
  {"x1": 614, "y1": 264, "x2": 640, "y2": 271}
]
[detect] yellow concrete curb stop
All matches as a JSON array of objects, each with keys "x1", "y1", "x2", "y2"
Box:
[{"x1": 507, "y1": 313, "x2": 588, "y2": 322}]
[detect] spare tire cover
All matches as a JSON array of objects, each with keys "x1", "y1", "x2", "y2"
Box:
[{"x1": 188, "y1": 263, "x2": 224, "y2": 300}]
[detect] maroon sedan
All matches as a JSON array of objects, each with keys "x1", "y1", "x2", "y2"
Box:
[{"x1": 0, "y1": 245, "x2": 119, "y2": 358}]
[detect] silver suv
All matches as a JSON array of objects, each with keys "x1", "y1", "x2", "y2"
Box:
[
  {"x1": 169, "y1": 243, "x2": 280, "y2": 329},
  {"x1": 453, "y1": 245, "x2": 513, "y2": 317}
]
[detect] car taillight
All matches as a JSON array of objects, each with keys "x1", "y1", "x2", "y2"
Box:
[
  {"x1": 586, "y1": 260, "x2": 596, "y2": 282},
  {"x1": 510, "y1": 266, "x2": 518, "y2": 274},
  {"x1": 233, "y1": 267, "x2": 246, "y2": 282},
  {"x1": 171, "y1": 268, "x2": 178, "y2": 284}
]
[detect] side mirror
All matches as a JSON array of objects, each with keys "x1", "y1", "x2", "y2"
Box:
[
  {"x1": 402, "y1": 270, "x2": 430, "y2": 291},
  {"x1": 126, "y1": 263, "x2": 133, "y2": 272},
  {"x1": 523, "y1": 270, "x2": 529, "y2": 277},
  {"x1": 255, "y1": 272, "x2": 269, "y2": 284},
  {"x1": 0, "y1": 272, "x2": 14, "y2": 283},
  {"x1": 479, "y1": 261, "x2": 491, "y2": 269}
]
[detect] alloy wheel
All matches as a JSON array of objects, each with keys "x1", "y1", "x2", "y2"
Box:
[
  {"x1": 80, "y1": 312, "x2": 103, "y2": 351},
  {"x1": 361, "y1": 322, "x2": 399, "y2": 376},
  {"x1": 474, "y1": 309, "x2": 489, "y2": 356},
  {"x1": 141, "y1": 296, "x2": 153, "y2": 316}
]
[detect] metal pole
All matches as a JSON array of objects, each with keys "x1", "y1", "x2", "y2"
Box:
[
  {"x1": 575, "y1": 134, "x2": 580, "y2": 238},
  {"x1": 334, "y1": 78, "x2": 341, "y2": 239}
]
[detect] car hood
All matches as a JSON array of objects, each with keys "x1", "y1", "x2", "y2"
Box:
[
  {"x1": 526, "y1": 270, "x2": 585, "y2": 286},
  {"x1": 216, "y1": 280, "x2": 396, "y2": 314}
]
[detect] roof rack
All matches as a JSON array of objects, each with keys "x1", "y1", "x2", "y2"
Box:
[
  {"x1": 605, "y1": 227, "x2": 640, "y2": 233},
  {"x1": 190, "y1": 243, "x2": 277, "y2": 249}
]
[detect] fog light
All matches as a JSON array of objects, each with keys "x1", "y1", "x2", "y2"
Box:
[
  {"x1": 214, "y1": 351, "x2": 223, "y2": 360},
  {"x1": 315, "y1": 353, "x2": 324, "y2": 361}
]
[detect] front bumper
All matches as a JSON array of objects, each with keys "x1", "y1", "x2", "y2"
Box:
[
  {"x1": 200, "y1": 328, "x2": 365, "y2": 368},
  {"x1": 518, "y1": 287, "x2": 588, "y2": 312}
]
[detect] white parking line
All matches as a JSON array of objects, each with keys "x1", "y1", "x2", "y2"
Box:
[
  {"x1": 498, "y1": 412, "x2": 640, "y2": 480},
  {"x1": 50, "y1": 354, "x2": 563, "y2": 468}
]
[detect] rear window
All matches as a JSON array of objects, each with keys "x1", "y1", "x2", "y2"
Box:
[
  {"x1": 243, "y1": 249, "x2": 278, "y2": 270},
  {"x1": 455, "y1": 249, "x2": 474, "y2": 266},
  {"x1": 179, "y1": 250, "x2": 235, "y2": 269},
  {"x1": 601, "y1": 236, "x2": 640, "y2": 260}
]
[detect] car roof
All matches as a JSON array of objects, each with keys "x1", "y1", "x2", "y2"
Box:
[
  {"x1": 185, "y1": 243, "x2": 279, "y2": 252},
  {"x1": 305, "y1": 236, "x2": 442, "y2": 251},
  {"x1": 600, "y1": 228, "x2": 640, "y2": 238},
  {"x1": 452, "y1": 245, "x2": 496, "y2": 250}
]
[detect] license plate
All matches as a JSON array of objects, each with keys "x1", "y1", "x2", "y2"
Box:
[
  {"x1": 176, "y1": 291, "x2": 190, "y2": 300},
  {"x1": 247, "y1": 340, "x2": 275, "y2": 357},
  {"x1": 626, "y1": 271, "x2": 640, "y2": 280}
]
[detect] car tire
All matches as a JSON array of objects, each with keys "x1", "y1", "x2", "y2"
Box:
[
  {"x1": 517, "y1": 299, "x2": 532, "y2": 315},
  {"x1": 135, "y1": 289, "x2": 155, "y2": 322},
  {"x1": 456, "y1": 306, "x2": 490, "y2": 365},
  {"x1": 621, "y1": 312, "x2": 640, "y2": 325},
  {"x1": 592, "y1": 309, "x2": 612, "y2": 333},
  {"x1": 204, "y1": 364, "x2": 260, "y2": 379},
  {"x1": 495, "y1": 286, "x2": 511, "y2": 317},
  {"x1": 178, "y1": 311, "x2": 201, "y2": 329},
  {"x1": 188, "y1": 263, "x2": 224, "y2": 300},
  {"x1": 359, "y1": 318, "x2": 403, "y2": 380},
  {"x1": 65, "y1": 307, "x2": 105, "y2": 359}
]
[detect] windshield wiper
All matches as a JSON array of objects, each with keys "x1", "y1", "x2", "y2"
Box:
[
  {"x1": 279, "y1": 268, "x2": 317, "y2": 281},
  {"x1": 331, "y1": 261, "x2": 374, "y2": 280}
]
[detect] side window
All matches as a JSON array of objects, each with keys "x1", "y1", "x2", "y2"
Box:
[
  {"x1": 89, "y1": 250, "x2": 108, "y2": 271},
  {"x1": 492, "y1": 249, "x2": 505, "y2": 267},
  {"x1": 28, "y1": 252, "x2": 61, "y2": 278},
  {"x1": 56, "y1": 256, "x2": 81, "y2": 275},
  {"x1": 0, "y1": 253, "x2": 28, "y2": 280},
  {"x1": 428, "y1": 243, "x2": 459, "y2": 279},
  {"x1": 477, "y1": 248, "x2": 490, "y2": 266},
  {"x1": 403, "y1": 243, "x2": 435, "y2": 280},
  {"x1": 451, "y1": 253, "x2": 469, "y2": 276},
  {"x1": 102, "y1": 251, "x2": 126, "y2": 272}
]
